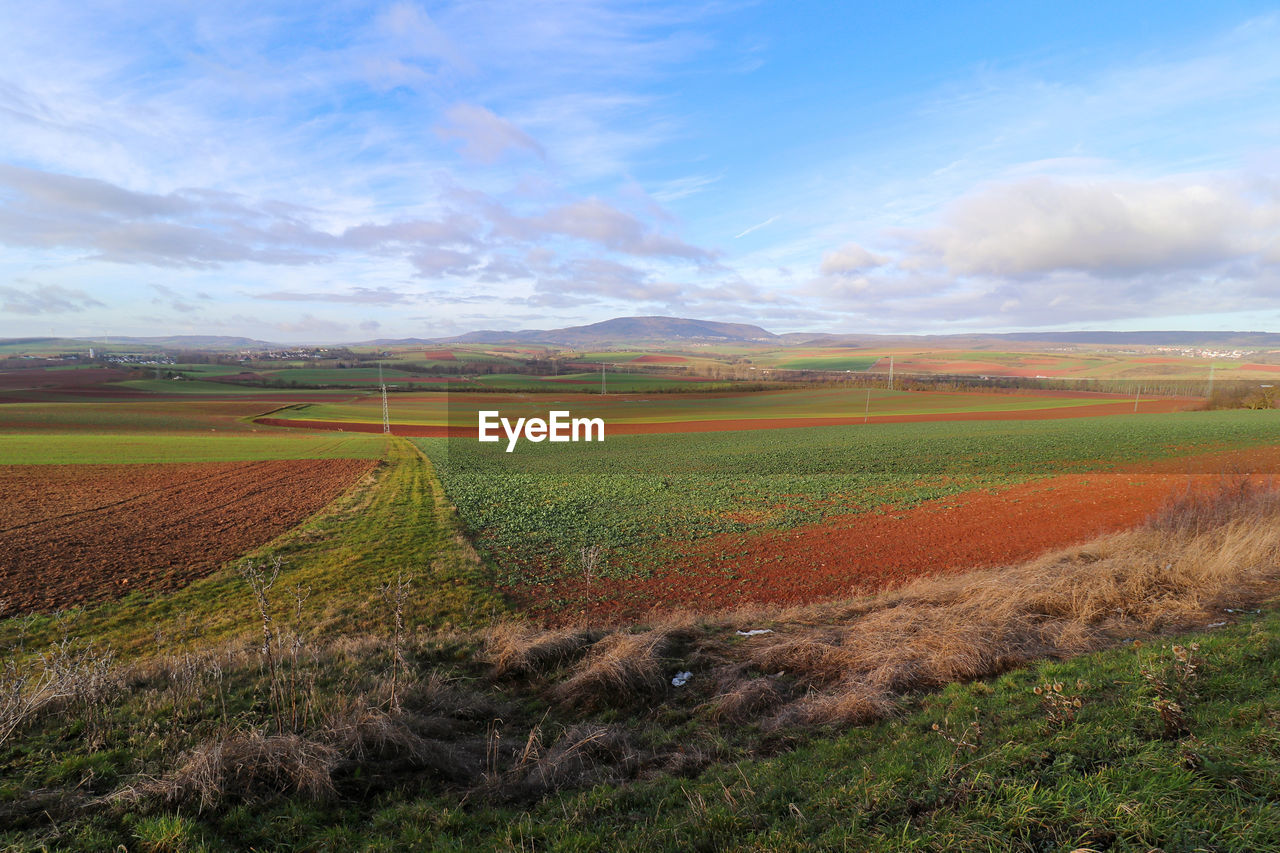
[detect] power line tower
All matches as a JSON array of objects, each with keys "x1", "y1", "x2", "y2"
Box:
[{"x1": 380, "y1": 362, "x2": 391, "y2": 434}]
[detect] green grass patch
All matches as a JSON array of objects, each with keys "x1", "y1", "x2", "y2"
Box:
[
  {"x1": 259, "y1": 367, "x2": 446, "y2": 385},
  {"x1": 6, "y1": 606, "x2": 1277, "y2": 850},
  {"x1": 114, "y1": 378, "x2": 337, "y2": 395},
  {"x1": 0, "y1": 431, "x2": 386, "y2": 464}
]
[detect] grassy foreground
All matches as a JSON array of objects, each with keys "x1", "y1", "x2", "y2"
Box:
[{"x1": 2, "y1": 478, "x2": 1278, "y2": 850}]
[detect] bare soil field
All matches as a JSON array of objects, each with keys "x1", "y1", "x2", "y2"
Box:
[
  {"x1": 0, "y1": 368, "x2": 149, "y2": 403},
  {"x1": 0, "y1": 458, "x2": 374, "y2": 614}
]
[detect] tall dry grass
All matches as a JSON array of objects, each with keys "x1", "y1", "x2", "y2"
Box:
[{"x1": 518, "y1": 477, "x2": 1280, "y2": 727}]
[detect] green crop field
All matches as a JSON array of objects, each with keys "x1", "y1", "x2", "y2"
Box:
[
  {"x1": 568, "y1": 350, "x2": 647, "y2": 362},
  {"x1": 259, "y1": 367, "x2": 450, "y2": 385},
  {"x1": 469, "y1": 371, "x2": 715, "y2": 392},
  {"x1": 112, "y1": 378, "x2": 360, "y2": 395},
  {"x1": 261, "y1": 386, "x2": 1141, "y2": 430},
  {"x1": 170, "y1": 363, "x2": 251, "y2": 376},
  {"x1": 421, "y1": 409, "x2": 1280, "y2": 587}
]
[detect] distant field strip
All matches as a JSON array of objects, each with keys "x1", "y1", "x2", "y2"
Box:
[
  {"x1": 0, "y1": 432, "x2": 386, "y2": 464},
  {"x1": 257, "y1": 387, "x2": 1176, "y2": 434},
  {"x1": 775, "y1": 355, "x2": 880, "y2": 371}
]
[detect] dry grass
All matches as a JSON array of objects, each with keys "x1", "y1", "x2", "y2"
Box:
[
  {"x1": 526, "y1": 477, "x2": 1280, "y2": 728},
  {"x1": 699, "y1": 677, "x2": 788, "y2": 724},
  {"x1": 491, "y1": 723, "x2": 638, "y2": 802},
  {"x1": 724, "y1": 477, "x2": 1280, "y2": 725},
  {"x1": 549, "y1": 630, "x2": 674, "y2": 711},
  {"x1": 131, "y1": 731, "x2": 341, "y2": 810},
  {"x1": 483, "y1": 623, "x2": 596, "y2": 677}
]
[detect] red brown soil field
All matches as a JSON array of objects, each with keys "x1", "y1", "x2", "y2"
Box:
[
  {"x1": 0, "y1": 458, "x2": 373, "y2": 614},
  {"x1": 0, "y1": 367, "x2": 135, "y2": 390},
  {"x1": 1240, "y1": 363, "x2": 1280, "y2": 371},
  {"x1": 254, "y1": 397, "x2": 1194, "y2": 438},
  {"x1": 0, "y1": 368, "x2": 150, "y2": 403},
  {"x1": 632, "y1": 354, "x2": 689, "y2": 364},
  {"x1": 513, "y1": 468, "x2": 1262, "y2": 625}
]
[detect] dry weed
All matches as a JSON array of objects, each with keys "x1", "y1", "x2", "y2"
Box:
[
  {"x1": 133, "y1": 731, "x2": 340, "y2": 810},
  {"x1": 484, "y1": 623, "x2": 595, "y2": 677},
  {"x1": 551, "y1": 630, "x2": 672, "y2": 711}
]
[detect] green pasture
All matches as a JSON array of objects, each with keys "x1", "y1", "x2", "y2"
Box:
[
  {"x1": 0, "y1": 431, "x2": 385, "y2": 465},
  {"x1": 170, "y1": 363, "x2": 249, "y2": 376},
  {"x1": 568, "y1": 351, "x2": 647, "y2": 362},
  {"x1": 469, "y1": 372, "x2": 712, "y2": 392},
  {"x1": 422, "y1": 409, "x2": 1280, "y2": 588},
  {"x1": 774, "y1": 355, "x2": 880, "y2": 371},
  {"x1": 112, "y1": 378, "x2": 345, "y2": 395},
  {"x1": 393, "y1": 349, "x2": 521, "y2": 364},
  {"x1": 258, "y1": 367, "x2": 448, "y2": 385}
]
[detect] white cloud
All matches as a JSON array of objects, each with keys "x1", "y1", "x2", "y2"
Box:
[
  {"x1": 0, "y1": 282, "x2": 103, "y2": 315},
  {"x1": 436, "y1": 103, "x2": 544, "y2": 163},
  {"x1": 809, "y1": 170, "x2": 1280, "y2": 327},
  {"x1": 913, "y1": 175, "x2": 1280, "y2": 277},
  {"x1": 819, "y1": 242, "x2": 889, "y2": 276}
]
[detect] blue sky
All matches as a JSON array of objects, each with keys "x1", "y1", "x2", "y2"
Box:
[{"x1": 2, "y1": 0, "x2": 1279, "y2": 341}]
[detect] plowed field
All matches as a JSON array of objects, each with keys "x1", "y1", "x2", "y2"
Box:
[{"x1": 0, "y1": 458, "x2": 374, "y2": 614}]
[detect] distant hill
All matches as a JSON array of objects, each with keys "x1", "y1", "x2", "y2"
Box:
[
  {"x1": 7, "y1": 324, "x2": 1279, "y2": 356},
  {"x1": 440, "y1": 316, "x2": 778, "y2": 345},
  {"x1": 781, "y1": 330, "x2": 1280, "y2": 349},
  {"x1": 364, "y1": 338, "x2": 437, "y2": 346}
]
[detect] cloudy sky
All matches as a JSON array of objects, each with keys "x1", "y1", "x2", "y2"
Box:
[{"x1": 2, "y1": 0, "x2": 1279, "y2": 341}]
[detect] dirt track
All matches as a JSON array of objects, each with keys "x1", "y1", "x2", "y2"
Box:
[{"x1": 0, "y1": 458, "x2": 373, "y2": 614}]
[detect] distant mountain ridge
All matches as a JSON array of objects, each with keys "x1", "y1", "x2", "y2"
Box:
[
  {"x1": 5, "y1": 321, "x2": 1280, "y2": 352},
  {"x1": 438, "y1": 316, "x2": 778, "y2": 345},
  {"x1": 785, "y1": 330, "x2": 1280, "y2": 348}
]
